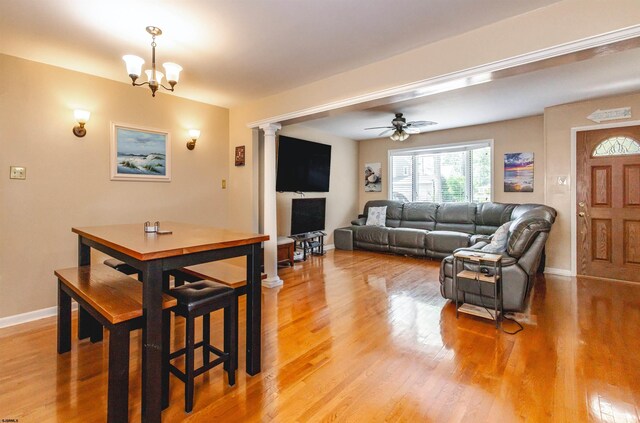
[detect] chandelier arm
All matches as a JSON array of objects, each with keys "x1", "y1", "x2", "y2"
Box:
[
  {"x1": 158, "y1": 83, "x2": 175, "y2": 92},
  {"x1": 132, "y1": 81, "x2": 151, "y2": 87}
]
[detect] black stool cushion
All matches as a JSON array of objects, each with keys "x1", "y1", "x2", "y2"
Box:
[
  {"x1": 169, "y1": 280, "x2": 234, "y2": 313},
  {"x1": 104, "y1": 258, "x2": 139, "y2": 276}
]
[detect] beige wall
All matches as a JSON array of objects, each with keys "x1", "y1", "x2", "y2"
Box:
[
  {"x1": 543, "y1": 90, "x2": 640, "y2": 272},
  {"x1": 0, "y1": 54, "x2": 229, "y2": 318},
  {"x1": 276, "y1": 125, "x2": 358, "y2": 246},
  {"x1": 357, "y1": 116, "x2": 544, "y2": 212},
  {"x1": 228, "y1": 0, "x2": 640, "y2": 238}
]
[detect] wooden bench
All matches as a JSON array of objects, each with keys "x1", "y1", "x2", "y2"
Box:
[
  {"x1": 172, "y1": 259, "x2": 267, "y2": 295},
  {"x1": 55, "y1": 264, "x2": 176, "y2": 423}
]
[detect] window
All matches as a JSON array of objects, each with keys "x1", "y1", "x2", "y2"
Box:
[
  {"x1": 389, "y1": 141, "x2": 492, "y2": 203},
  {"x1": 592, "y1": 136, "x2": 640, "y2": 157}
]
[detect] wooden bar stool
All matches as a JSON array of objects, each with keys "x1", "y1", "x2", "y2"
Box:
[{"x1": 166, "y1": 280, "x2": 237, "y2": 413}]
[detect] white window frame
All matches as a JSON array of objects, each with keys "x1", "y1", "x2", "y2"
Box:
[{"x1": 387, "y1": 139, "x2": 494, "y2": 203}]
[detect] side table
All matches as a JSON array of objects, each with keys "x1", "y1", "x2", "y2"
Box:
[{"x1": 453, "y1": 251, "x2": 503, "y2": 328}]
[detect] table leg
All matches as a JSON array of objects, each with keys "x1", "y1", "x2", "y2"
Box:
[
  {"x1": 245, "y1": 242, "x2": 262, "y2": 375},
  {"x1": 77, "y1": 237, "x2": 103, "y2": 342},
  {"x1": 141, "y1": 261, "x2": 163, "y2": 422}
]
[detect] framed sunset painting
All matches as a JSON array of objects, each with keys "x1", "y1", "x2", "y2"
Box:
[
  {"x1": 110, "y1": 123, "x2": 171, "y2": 182},
  {"x1": 504, "y1": 152, "x2": 534, "y2": 192}
]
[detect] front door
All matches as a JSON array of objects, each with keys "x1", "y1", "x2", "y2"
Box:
[{"x1": 576, "y1": 126, "x2": 640, "y2": 282}]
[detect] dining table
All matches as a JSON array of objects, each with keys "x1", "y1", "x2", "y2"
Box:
[{"x1": 71, "y1": 222, "x2": 269, "y2": 422}]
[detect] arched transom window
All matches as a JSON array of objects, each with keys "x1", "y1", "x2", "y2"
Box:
[{"x1": 592, "y1": 136, "x2": 640, "y2": 157}]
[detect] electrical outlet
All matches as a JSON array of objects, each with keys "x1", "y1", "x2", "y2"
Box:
[
  {"x1": 10, "y1": 166, "x2": 26, "y2": 180},
  {"x1": 222, "y1": 179, "x2": 227, "y2": 189}
]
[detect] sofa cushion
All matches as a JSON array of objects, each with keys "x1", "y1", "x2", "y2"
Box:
[
  {"x1": 389, "y1": 228, "x2": 428, "y2": 249},
  {"x1": 426, "y1": 231, "x2": 471, "y2": 253},
  {"x1": 475, "y1": 202, "x2": 516, "y2": 235},
  {"x1": 435, "y1": 203, "x2": 477, "y2": 234},
  {"x1": 366, "y1": 206, "x2": 387, "y2": 226},
  {"x1": 507, "y1": 209, "x2": 553, "y2": 258},
  {"x1": 399, "y1": 202, "x2": 438, "y2": 230},
  {"x1": 353, "y1": 226, "x2": 391, "y2": 245},
  {"x1": 363, "y1": 200, "x2": 403, "y2": 228}
]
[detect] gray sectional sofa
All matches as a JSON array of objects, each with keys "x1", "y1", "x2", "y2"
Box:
[{"x1": 334, "y1": 200, "x2": 556, "y2": 311}]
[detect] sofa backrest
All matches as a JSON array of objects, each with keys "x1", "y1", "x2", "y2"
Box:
[
  {"x1": 435, "y1": 203, "x2": 477, "y2": 234},
  {"x1": 475, "y1": 202, "x2": 516, "y2": 235},
  {"x1": 360, "y1": 200, "x2": 556, "y2": 239},
  {"x1": 363, "y1": 200, "x2": 403, "y2": 228},
  {"x1": 399, "y1": 202, "x2": 438, "y2": 230},
  {"x1": 511, "y1": 203, "x2": 557, "y2": 223},
  {"x1": 507, "y1": 208, "x2": 554, "y2": 258}
]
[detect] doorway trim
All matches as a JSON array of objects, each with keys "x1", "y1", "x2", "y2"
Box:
[{"x1": 570, "y1": 119, "x2": 640, "y2": 276}]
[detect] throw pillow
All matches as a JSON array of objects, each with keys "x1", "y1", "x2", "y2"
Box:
[
  {"x1": 481, "y1": 221, "x2": 511, "y2": 253},
  {"x1": 366, "y1": 206, "x2": 387, "y2": 226}
]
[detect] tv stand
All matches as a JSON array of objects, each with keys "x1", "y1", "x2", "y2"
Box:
[{"x1": 290, "y1": 231, "x2": 326, "y2": 261}]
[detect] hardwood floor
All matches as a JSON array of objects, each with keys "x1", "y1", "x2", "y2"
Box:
[{"x1": 1, "y1": 250, "x2": 639, "y2": 422}]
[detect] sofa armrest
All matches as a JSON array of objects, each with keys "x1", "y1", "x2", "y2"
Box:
[{"x1": 351, "y1": 217, "x2": 367, "y2": 226}]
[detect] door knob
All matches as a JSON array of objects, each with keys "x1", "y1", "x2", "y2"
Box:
[{"x1": 578, "y1": 212, "x2": 586, "y2": 217}]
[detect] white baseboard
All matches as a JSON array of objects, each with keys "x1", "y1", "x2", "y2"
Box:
[
  {"x1": 544, "y1": 267, "x2": 573, "y2": 277},
  {"x1": 0, "y1": 303, "x2": 78, "y2": 329},
  {"x1": 324, "y1": 244, "x2": 335, "y2": 251}
]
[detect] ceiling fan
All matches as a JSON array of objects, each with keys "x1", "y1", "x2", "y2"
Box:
[{"x1": 364, "y1": 113, "x2": 436, "y2": 141}]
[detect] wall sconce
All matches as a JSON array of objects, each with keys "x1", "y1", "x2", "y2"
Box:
[
  {"x1": 187, "y1": 129, "x2": 200, "y2": 150},
  {"x1": 73, "y1": 109, "x2": 90, "y2": 137}
]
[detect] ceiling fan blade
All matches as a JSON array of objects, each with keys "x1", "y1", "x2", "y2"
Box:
[
  {"x1": 404, "y1": 127, "x2": 420, "y2": 134},
  {"x1": 407, "y1": 120, "x2": 437, "y2": 127},
  {"x1": 378, "y1": 128, "x2": 394, "y2": 136},
  {"x1": 364, "y1": 126, "x2": 393, "y2": 130}
]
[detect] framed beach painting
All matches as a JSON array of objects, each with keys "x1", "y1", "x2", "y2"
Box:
[
  {"x1": 110, "y1": 123, "x2": 171, "y2": 182},
  {"x1": 504, "y1": 152, "x2": 534, "y2": 192}
]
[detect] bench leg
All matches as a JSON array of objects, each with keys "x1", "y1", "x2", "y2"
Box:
[
  {"x1": 78, "y1": 306, "x2": 103, "y2": 342},
  {"x1": 107, "y1": 325, "x2": 130, "y2": 423},
  {"x1": 57, "y1": 281, "x2": 71, "y2": 354}
]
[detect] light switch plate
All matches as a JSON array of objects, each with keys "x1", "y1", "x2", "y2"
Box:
[{"x1": 10, "y1": 166, "x2": 26, "y2": 180}]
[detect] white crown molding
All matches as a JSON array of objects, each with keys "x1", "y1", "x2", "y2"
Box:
[{"x1": 247, "y1": 25, "x2": 640, "y2": 128}]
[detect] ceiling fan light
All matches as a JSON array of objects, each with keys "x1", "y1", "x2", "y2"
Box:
[
  {"x1": 390, "y1": 131, "x2": 401, "y2": 141},
  {"x1": 399, "y1": 131, "x2": 409, "y2": 141}
]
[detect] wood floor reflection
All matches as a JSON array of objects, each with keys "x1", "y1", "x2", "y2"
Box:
[{"x1": 1, "y1": 250, "x2": 639, "y2": 422}]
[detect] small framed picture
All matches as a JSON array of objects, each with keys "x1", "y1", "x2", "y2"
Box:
[
  {"x1": 110, "y1": 122, "x2": 171, "y2": 182},
  {"x1": 235, "y1": 145, "x2": 246, "y2": 166}
]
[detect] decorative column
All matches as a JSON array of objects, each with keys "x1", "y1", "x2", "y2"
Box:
[{"x1": 259, "y1": 123, "x2": 283, "y2": 288}]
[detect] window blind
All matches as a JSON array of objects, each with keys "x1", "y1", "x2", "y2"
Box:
[{"x1": 390, "y1": 142, "x2": 491, "y2": 203}]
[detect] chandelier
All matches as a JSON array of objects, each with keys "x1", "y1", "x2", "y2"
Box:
[{"x1": 122, "y1": 26, "x2": 182, "y2": 97}]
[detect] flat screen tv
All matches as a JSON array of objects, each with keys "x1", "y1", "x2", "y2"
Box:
[
  {"x1": 276, "y1": 136, "x2": 331, "y2": 192},
  {"x1": 291, "y1": 198, "x2": 326, "y2": 236}
]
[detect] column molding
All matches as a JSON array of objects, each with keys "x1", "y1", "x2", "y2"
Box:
[{"x1": 259, "y1": 123, "x2": 283, "y2": 288}]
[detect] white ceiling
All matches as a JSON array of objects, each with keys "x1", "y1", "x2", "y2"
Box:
[
  {"x1": 301, "y1": 47, "x2": 640, "y2": 140},
  {"x1": 0, "y1": 0, "x2": 560, "y2": 107}
]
